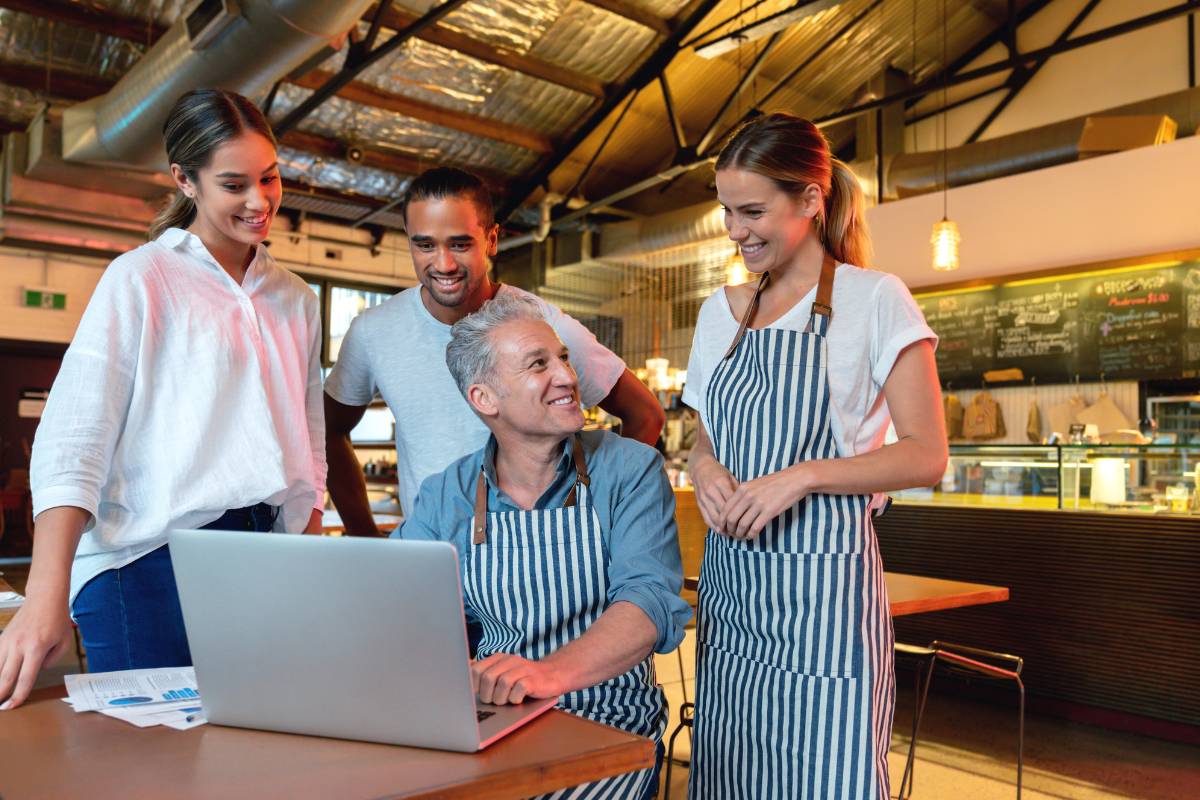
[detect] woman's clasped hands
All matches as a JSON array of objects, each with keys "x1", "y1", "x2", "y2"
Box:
[{"x1": 691, "y1": 457, "x2": 813, "y2": 541}]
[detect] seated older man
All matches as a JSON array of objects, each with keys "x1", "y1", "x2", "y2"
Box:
[{"x1": 397, "y1": 291, "x2": 690, "y2": 800}]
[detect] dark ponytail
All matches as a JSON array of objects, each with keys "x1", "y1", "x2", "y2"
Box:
[{"x1": 149, "y1": 89, "x2": 277, "y2": 240}]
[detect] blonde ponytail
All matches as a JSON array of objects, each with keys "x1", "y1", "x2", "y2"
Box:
[
  {"x1": 148, "y1": 191, "x2": 197, "y2": 240},
  {"x1": 718, "y1": 113, "x2": 874, "y2": 267},
  {"x1": 822, "y1": 158, "x2": 872, "y2": 267}
]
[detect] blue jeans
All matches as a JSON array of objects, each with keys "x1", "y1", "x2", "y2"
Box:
[{"x1": 72, "y1": 504, "x2": 277, "y2": 673}]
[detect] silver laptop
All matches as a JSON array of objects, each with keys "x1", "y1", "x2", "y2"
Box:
[{"x1": 168, "y1": 529, "x2": 556, "y2": 751}]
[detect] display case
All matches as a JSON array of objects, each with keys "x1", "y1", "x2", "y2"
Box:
[{"x1": 895, "y1": 444, "x2": 1200, "y2": 513}]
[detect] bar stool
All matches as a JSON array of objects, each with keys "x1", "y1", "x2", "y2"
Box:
[
  {"x1": 907, "y1": 641, "x2": 1025, "y2": 799},
  {"x1": 663, "y1": 576, "x2": 699, "y2": 800}
]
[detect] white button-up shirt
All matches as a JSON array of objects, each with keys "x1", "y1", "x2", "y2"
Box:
[{"x1": 31, "y1": 228, "x2": 327, "y2": 604}]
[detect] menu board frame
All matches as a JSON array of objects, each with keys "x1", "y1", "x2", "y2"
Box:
[{"x1": 913, "y1": 248, "x2": 1200, "y2": 385}]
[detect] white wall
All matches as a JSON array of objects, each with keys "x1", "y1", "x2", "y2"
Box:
[
  {"x1": 911, "y1": 0, "x2": 1199, "y2": 150},
  {"x1": 867, "y1": 133, "x2": 1200, "y2": 289},
  {"x1": 0, "y1": 221, "x2": 418, "y2": 345},
  {"x1": 0, "y1": 249, "x2": 105, "y2": 343}
]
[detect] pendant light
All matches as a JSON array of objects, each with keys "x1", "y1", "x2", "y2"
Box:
[{"x1": 930, "y1": 0, "x2": 960, "y2": 271}]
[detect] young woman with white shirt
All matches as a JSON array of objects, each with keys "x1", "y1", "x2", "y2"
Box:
[
  {"x1": 682, "y1": 114, "x2": 947, "y2": 799},
  {"x1": 0, "y1": 90, "x2": 326, "y2": 709}
]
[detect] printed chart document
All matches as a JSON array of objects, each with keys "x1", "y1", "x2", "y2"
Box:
[
  {"x1": 0, "y1": 589, "x2": 22, "y2": 609},
  {"x1": 64, "y1": 667, "x2": 206, "y2": 728}
]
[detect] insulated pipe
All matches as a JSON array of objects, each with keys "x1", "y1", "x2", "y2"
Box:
[
  {"x1": 496, "y1": 193, "x2": 562, "y2": 252},
  {"x1": 62, "y1": 0, "x2": 373, "y2": 170}
]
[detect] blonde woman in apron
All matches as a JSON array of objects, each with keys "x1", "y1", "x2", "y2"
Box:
[{"x1": 682, "y1": 113, "x2": 947, "y2": 799}]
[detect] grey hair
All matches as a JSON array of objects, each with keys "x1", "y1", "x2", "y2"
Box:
[{"x1": 445, "y1": 291, "x2": 548, "y2": 398}]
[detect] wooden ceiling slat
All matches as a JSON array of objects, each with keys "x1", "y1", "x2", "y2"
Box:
[
  {"x1": 292, "y1": 69, "x2": 553, "y2": 154},
  {"x1": 367, "y1": 3, "x2": 606, "y2": 98}
]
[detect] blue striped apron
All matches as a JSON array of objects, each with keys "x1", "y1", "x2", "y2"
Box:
[
  {"x1": 465, "y1": 434, "x2": 666, "y2": 799},
  {"x1": 689, "y1": 256, "x2": 894, "y2": 800}
]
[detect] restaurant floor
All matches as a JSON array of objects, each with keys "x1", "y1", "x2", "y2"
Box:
[{"x1": 654, "y1": 631, "x2": 1200, "y2": 800}]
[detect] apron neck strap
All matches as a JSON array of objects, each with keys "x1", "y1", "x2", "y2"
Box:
[
  {"x1": 804, "y1": 253, "x2": 836, "y2": 333},
  {"x1": 722, "y1": 271, "x2": 771, "y2": 360},
  {"x1": 721, "y1": 253, "x2": 837, "y2": 359},
  {"x1": 472, "y1": 432, "x2": 589, "y2": 545}
]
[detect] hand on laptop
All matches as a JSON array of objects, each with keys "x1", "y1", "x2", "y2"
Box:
[{"x1": 471, "y1": 654, "x2": 564, "y2": 705}]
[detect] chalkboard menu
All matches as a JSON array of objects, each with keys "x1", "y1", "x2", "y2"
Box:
[{"x1": 916, "y1": 259, "x2": 1200, "y2": 384}]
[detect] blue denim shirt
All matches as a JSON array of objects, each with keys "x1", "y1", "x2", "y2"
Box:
[{"x1": 396, "y1": 428, "x2": 692, "y2": 653}]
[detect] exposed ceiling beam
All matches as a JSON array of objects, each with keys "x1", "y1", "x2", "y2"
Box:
[
  {"x1": 291, "y1": 69, "x2": 552, "y2": 153},
  {"x1": 0, "y1": 0, "x2": 165, "y2": 44},
  {"x1": 0, "y1": 61, "x2": 110, "y2": 101},
  {"x1": 0, "y1": 3, "x2": 554, "y2": 153},
  {"x1": 819, "y1": 0, "x2": 1200, "y2": 128},
  {"x1": 965, "y1": 0, "x2": 1102, "y2": 143},
  {"x1": 580, "y1": 0, "x2": 671, "y2": 36},
  {"x1": 0, "y1": 61, "x2": 439, "y2": 190},
  {"x1": 517, "y1": 0, "x2": 1200, "y2": 233},
  {"x1": 274, "y1": 0, "x2": 472, "y2": 136},
  {"x1": 498, "y1": 0, "x2": 725, "y2": 220},
  {"x1": 279, "y1": 130, "x2": 508, "y2": 189},
  {"x1": 5, "y1": 1, "x2": 605, "y2": 103},
  {"x1": 279, "y1": 130, "x2": 427, "y2": 179},
  {"x1": 905, "y1": 0, "x2": 1055, "y2": 109},
  {"x1": 365, "y1": 3, "x2": 606, "y2": 98}
]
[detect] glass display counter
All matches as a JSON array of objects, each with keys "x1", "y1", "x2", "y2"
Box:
[{"x1": 896, "y1": 444, "x2": 1200, "y2": 513}]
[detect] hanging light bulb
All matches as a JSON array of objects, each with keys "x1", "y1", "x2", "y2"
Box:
[
  {"x1": 727, "y1": 248, "x2": 750, "y2": 285},
  {"x1": 930, "y1": 0, "x2": 960, "y2": 272},
  {"x1": 930, "y1": 217, "x2": 960, "y2": 271}
]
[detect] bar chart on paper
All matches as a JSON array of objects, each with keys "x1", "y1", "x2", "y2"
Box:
[{"x1": 65, "y1": 668, "x2": 202, "y2": 712}]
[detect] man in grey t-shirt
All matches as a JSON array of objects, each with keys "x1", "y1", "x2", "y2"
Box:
[{"x1": 324, "y1": 168, "x2": 664, "y2": 536}]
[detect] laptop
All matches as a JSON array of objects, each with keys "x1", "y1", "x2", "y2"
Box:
[{"x1": 168, "y1": 529, "x2": 556, "y2": 751}]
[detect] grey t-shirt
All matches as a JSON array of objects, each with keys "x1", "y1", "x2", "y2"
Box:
[{"x1": 324, "y1": 284, "x2": 626, "y2": 515}]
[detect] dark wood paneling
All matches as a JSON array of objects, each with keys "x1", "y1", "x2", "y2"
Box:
[{"x1": 875, "y1": 505, "x2": 1200, "y2": 726}]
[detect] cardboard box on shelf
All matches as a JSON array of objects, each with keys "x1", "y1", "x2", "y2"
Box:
[{"x1": 1078, "y1": 114, "x2": 1178, "y2": 157}]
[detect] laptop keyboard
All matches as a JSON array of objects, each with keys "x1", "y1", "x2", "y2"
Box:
[{"x1": 477, "y1": 710, "x2": 496, "y2": 722}]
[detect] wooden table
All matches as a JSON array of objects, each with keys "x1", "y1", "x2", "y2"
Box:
[
  {"x1": 680, "y1": 572, "x2": 1009, "y2": 618},
  {"x1": 0, "y1": 687, "x2": 654, "y2": 800},
  {"x1": 885, "y1": 572, "x2": 1009, "y2": 617}
]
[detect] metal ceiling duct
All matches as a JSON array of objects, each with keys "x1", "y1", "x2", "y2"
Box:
[
  {"x1": 62, "y1": 0, "x2": 374, "y2": 170},
  {"x1": 598, "y1": 201, "x2": 725, "y2": 259},
  {"x1": 888, "y1": 86, "x2": 1200, "y2": 199}
]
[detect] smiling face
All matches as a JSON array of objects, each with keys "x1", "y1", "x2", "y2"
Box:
[
  {"x1": 405, "y1": 195, "x2": 498, "y2": 315},
  {"x1": 715, "y1": 167, "x2": 822, "y2": 274},
  {"x1": 173, "y1": 131, "x2": 280, "y2": 252},
  {"x1": 468, "y1": 318, "x2": 584, "y2": 440}
]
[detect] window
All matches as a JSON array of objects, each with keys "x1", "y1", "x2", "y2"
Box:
[
  {"x1": 299, "y1": 276, "x2": 399, "y2": 367},
  {"x1": 328, "y1": 285, "x2": 394, "y2": 362}
]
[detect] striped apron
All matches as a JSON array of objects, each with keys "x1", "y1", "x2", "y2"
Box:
[
  {"x1": 689, "y1": 256, "x2": 894, "y2": 800},
  {"x1": 466, "y1": 434, "x2": 666, "y2": 800}
]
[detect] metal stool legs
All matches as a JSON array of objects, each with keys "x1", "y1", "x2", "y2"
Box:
[
  {"x1": 929, "y1": 641, "x2": 1025, "y2": 800},
  {"x1": 895, "y1": 643, "x2": 937, "y2": 800}
]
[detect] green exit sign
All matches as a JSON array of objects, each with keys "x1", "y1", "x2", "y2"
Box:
[{"x1": 23, "y1": 288, "x2": 67, "y2": 310}]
